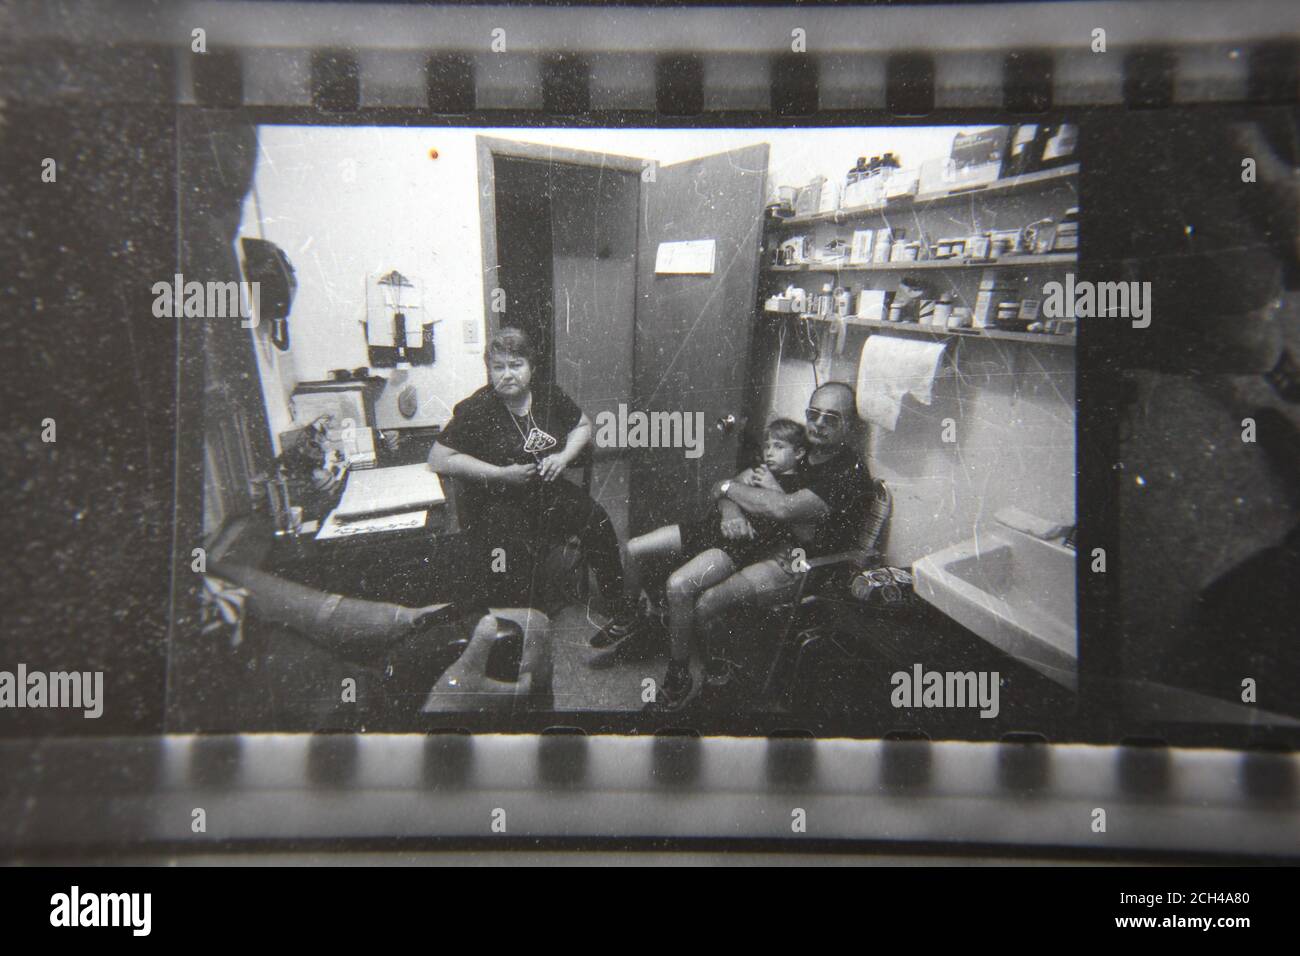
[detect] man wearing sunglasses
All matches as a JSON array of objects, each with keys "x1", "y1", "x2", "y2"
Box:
[{"x1": 645, "y1": 381, "x2": 873, "y2": 711}]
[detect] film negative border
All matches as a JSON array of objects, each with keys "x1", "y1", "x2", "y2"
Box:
[
  {"x1": 0, "y1": 733, "x2": 1295, "y2": 859},
  {"x1": 0, "y1": 2, "x2": 1296, "y2": 112},
  {"x1": 2, "y1": 0, "x2": 1298, "y2": 858}
]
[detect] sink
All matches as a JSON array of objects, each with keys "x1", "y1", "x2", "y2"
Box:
[{"x1": 913, "y1": 519, "x2": 1077, "y2": 691}]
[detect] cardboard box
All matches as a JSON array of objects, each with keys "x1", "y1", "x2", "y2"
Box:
[
  {"x1": 855, "y1": 289, "x2": 889, "y2": 321},
  {"x1": 849, "y1": 230, "x2": 875, "y2": 265},
  {"x1": 843, "y1": 175, "x2": 886, "y2": 209},
  {"x1": 794, "y1": 177, "x2": 826, "y2": 217},
  {"x1": 884, "y1": 167, "x2": 920, "y2": 199},
  {"x1": 872, "y1": 227, "x2": 894, "y2": 263}
]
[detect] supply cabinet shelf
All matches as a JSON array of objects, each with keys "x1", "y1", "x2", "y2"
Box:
[
  {"x1": 768, "y1": 253, "x2": 1077, "y2": 273},
  {"x1": 769, "y1": 164, "x2": 1079, "y2": 228},
  {"x1": 792, "y1": 314, "x2": 1077, "y2": 347}
]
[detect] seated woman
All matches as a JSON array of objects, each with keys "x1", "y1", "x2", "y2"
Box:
[
  {"x1": 592, "y1": 419, "x2": 811, "y2": 693},
  {"x1": 428, "y1": 327, "x2": 626, "y2": 613}
]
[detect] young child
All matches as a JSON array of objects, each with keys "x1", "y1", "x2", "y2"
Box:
[
  {"x1": 679, "y1": 417, "x2": 810, "y2": 569},
  {"x1": 591, "y1": 419, "x2": 809, "y2": 655}
]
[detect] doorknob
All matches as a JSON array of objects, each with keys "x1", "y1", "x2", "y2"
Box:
[{"x1": 715, "y1": 413, "x2": 744, "y2": 434}]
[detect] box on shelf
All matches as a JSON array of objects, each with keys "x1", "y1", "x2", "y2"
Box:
[
  {"x1": 949, "y1": 161, "x2": 1002, "y2": 191},
  {"x1": 855, "y1": 289, "x2": 889, "y2": 321},
  {"x1": 849, "y1": 229, "x2": 875, "y2": 265},
  {"x1": 884, "y1": 167, "x2": 920, "y2": 200},
  {"x1": 973, "y1": 270, "x2": 1019, "y2": 329},
  {"x1": 794, "y1": 177, "x2": 826, "y2": 217},
  {"x1": 817, "y1": 180, "x2": 840, "y2": 214},
  {"x1": 842, "y1": 175, "x2": 887, "y2": 209},
  {"x1": 816, "y1": 238, "x2": 850, "y2": 263},
  {"x1": 918, "y1": 157, "x2": 953, "y2": 195},
  {"x1": 872, "y1": 227, "x2": 894, "y2": 263},
  {"x1": 952, "y1": 127, "x2": 1010, "y2": 171}
]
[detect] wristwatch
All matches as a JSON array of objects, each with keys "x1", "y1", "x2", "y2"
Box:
[{"x1": 718, "y1": 479, "x2": 733, "y2": 498}]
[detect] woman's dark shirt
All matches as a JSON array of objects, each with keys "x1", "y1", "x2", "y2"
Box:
[{"x1": 435, "y1": 384, "x2": 583, "y2": 516}]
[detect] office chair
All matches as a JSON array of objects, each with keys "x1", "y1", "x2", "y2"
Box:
[{"x1": 761, "y1": 478, "x2": 893, "y2": 705}]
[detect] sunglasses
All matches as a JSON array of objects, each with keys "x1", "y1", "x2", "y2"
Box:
[{"x1": 805, "y1": 406, "x2": 844, "y2": 426}]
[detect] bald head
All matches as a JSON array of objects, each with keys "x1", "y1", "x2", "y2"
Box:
[
  {"x1": 811, "y1": 382, "x2": 856, "y2": 416},
  {"x1": 805, "y1": 381, "x2": 857, "y2": 457}
]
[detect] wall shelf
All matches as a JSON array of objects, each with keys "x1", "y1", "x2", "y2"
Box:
[
  {"x1": 769, "y1": 163, "x2": 1079, "y2": 229},
  {"x1": 767, "y1": 253, "x2": 1076, "y2": 274},
  {"x1": 789, "y1": 314, "x2": 1077, "y2": 347}
]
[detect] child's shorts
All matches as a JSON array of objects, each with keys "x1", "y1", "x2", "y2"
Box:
[{"x1": 678, "y1": 516, "x2": 789, "y2": 570}]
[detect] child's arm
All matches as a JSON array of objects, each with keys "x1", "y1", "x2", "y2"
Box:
[{"x1": 711, "y1": 469, "x2": 758, "y2": 539}]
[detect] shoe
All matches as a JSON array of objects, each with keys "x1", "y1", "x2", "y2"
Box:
[
  {"x1": 643, "y1": 662, "x2": 695, "y2": 713},
  {"x1": 589, "y1": 607, "x2": 644, "y2": 649},
  {"x1": 588, "y1": 615, "x2": 665, "y2": 670},
  {"x1": 693, "y1": 658, "x2": 738, "y2": 710}
]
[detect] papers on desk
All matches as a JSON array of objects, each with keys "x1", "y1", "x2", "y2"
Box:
[
  {"x1": 316, "y1": 509, "x2": 427, "y2": 541},
  {"x1": 332, "y1": 463, "x2": 445, "y2": 519},
  {"x1": 315, "y1": 463, "x2": 445, "y2": 541}
]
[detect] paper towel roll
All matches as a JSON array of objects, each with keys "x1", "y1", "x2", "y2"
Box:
[{"x1": 855, "y1": 334, "x2": 947, "y2": 432}]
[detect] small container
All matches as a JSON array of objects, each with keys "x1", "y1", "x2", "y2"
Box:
[
  {"x1": 996, "y1": 300, "x2": 1026, "y2": 329},
  {"x1": 1053, "y1": 207, "x2": 1079, "y2": 252},
  {"x1": 966, "y1": 235, "x2": 991, "y2": 259},
  {"x1": 933, "y1": 300, "x2": 953, "y2": 328},
  {"x1": 989, "y1": 229, "x2": 1021, "y2": 257},
  {"x1": 872, "y1": 228, "x2": 894, "y2": 263},
  {"x1": 834, "y1": 287, "x2": 853, "y2": 317},
  {"x1": 819, "y1": 283, "x2": 833, "y2": 316},
  {"x1": 948, "y1": 307, "x2": 973, "y2": 330}
]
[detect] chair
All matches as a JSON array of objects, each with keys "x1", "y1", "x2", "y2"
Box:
[
  {"x1": 442, "y1": 451, "x2": 596, "y2": 606},
  {"x1": 760, "y1": 477, "x2": 893, "y2": 704}
]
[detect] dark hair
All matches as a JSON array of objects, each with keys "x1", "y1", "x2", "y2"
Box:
[
  {"x1": 485, "y1": 326, "x2": 538, "y2": 367},
  {"x1": 765, "y1": 417, "x2": 808, "y2": 451}
]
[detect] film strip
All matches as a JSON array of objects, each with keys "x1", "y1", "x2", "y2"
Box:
[
  {"x1": 1, "y1": 2, "x2": 1297, "y2": 111},
  {"x1": 1, "y1": 0, "x2": 1298, "y2": 860},
  {"x1": 0, "y1": 733, "x2": 1296, "y2": 860}
]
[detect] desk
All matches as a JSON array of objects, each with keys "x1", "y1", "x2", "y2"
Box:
[{"x1": 271, "y1": 464, "x2": 450, "y2": 593}]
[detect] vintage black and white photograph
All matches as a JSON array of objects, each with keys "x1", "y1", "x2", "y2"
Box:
[
  {"x1": 6, "y1": 0, "x2": 1300, "y2": 883},
  {"x1": 170, "y1": 119, "x2": 1080, "y2": 732}
]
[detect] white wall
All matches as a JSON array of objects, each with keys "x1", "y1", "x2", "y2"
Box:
[
  {"x1": 765, "y1": 335, "x2": 1076, "y2": 568},
  {"x1": 238, "y1": 124, "x2": 979, "y2": 432}
]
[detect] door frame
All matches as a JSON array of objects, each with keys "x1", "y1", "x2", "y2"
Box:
[{"x1": 475, "y1": 135, "x2": 644, "y2": 344}]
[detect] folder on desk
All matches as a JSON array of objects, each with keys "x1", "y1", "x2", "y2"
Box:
[{"x1": 332, "y1": 463, "x2": 446, "y2": 521}]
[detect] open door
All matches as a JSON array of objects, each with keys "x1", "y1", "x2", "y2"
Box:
[
  {"x1": 477, "y1": 136, "x2": 642, "y2": 419},
  {"x1": 630, "y1": 144, "x2": 770, "y2": 533}
]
